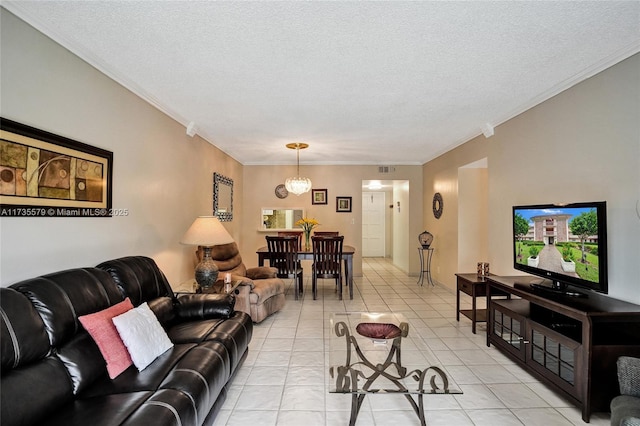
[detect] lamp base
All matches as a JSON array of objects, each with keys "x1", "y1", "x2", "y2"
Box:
[{"x1": 195, "y1": 246, "x2": 219, "y2": 289}]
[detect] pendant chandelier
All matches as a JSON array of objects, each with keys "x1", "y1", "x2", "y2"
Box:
[{"x1": 284, "y1": 142, "x2": 312, "y2": 195}]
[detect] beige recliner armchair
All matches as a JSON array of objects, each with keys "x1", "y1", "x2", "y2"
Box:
[{"x1": 207, "y1": 242, "x2": 285, "y2": 323}]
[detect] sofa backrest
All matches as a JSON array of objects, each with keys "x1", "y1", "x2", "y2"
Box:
[
  {"x1": 10, "y1": 269, "x2": 123, "y2": 347},
  {"x1": 97, "y1": 256, "x2": 177, "y2": 325},
  {"x1": 1, "y1": 267, "x2": 123, "y2": 426},
  {"x1": 1, "y1": 288, "x2": 50, "y2": 371},
  {"x1": 1, "y1": 287, "x2": 75, "y2": 426},
  {"x1": 210, "y1": 242, "x2": 248, "y2": 277}
]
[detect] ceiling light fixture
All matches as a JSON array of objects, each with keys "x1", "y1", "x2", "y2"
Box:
[
  {"x1": 368, "y1": 180, "x2": 383, "y2": 190},
  {"x1": 284, "y1": 142, "x2": 312, "y2": 196}
]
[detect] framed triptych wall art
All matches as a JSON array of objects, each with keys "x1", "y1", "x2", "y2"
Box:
[{"x1": 0, "y1": 118, "x2": 113, "y2": 217}]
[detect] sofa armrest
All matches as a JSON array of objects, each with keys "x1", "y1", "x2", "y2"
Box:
[
  {"x1": 618, "y1": 356, "x2": 640, "y2": 397},
  {"x1": 174, "y1": 293, "x2": 235, "y2": 320},
  {"x1": 230, "y1": 274, "x2": 255, "y2": 290},
  {"x1": 246, "y1": 266, "x2": 278, "y2": 280}
]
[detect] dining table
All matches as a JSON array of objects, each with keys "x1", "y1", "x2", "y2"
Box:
[{"x1": 256, "y1": 245, "x2": 356, "y2": 300}]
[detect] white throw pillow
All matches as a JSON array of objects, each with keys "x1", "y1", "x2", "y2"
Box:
[{"x1": 112, "y1": 302, "x2": 174, "y2": 371}]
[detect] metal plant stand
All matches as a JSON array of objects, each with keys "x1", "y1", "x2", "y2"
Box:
[{"x1": 417, "y1": 247, "x2": 435, "y2": 286}]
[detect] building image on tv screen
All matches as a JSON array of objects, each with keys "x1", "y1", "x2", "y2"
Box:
[{"x1": 513, "y1": 207, "x2": 600, "y2": 284}]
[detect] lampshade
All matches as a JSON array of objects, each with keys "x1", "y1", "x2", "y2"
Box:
[
  {"x1": 367, "y1": 180, "x2": 383, "y2": 190},
  {"x1": 180, "y1": 216, "x2": 234, "y2": 247},
  {"x1": 180, "y1": 216, "x2": 234, "y2": 290},
  {"x1": 285, "y1": 142, "x2": 312, "y2": 195}
]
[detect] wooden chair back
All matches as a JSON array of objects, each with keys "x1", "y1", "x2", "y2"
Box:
[
  {"x1": 266, "y1": 235, "x2": 304, "y2": 299},
  {"x1": 311, "y1": 235, "x2": 344, "y2": 300},
  {"x1": 313, "y1": 231, "x2": 339, "y2": 237},
  {"x1": 311, "y1": 235, "x2": 344, "y2": 278},
  {"x1": 277, "y1": 231, "x2": 303, "y2": 250}
]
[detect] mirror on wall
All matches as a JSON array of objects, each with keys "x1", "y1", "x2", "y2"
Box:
[
  {"x1": 214, "y1": 173, "x2": 233, "y2": 222},
  {"x1": 262, "y1": 208, "x2": 304, "y2": 230}
]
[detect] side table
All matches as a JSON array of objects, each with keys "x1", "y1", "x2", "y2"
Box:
[
  {"x1": 417, "y1": 247, "x2": 434, "y2": 286},
  {"x1": 455, "y1": 273, "x2": 510, "y2": 334},
  {"x1": 201, "y1": 279, "x2": 241, "y2": 295},
  {"x1": 176, "y1": 278, "x2": 241, "y2": 295}
]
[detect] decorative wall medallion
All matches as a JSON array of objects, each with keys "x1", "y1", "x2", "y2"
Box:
[
  {"x1": 432, "y1": 192, "x2": 443, "y2": 219},
  {"x1": 275, "y1": 184, "x2": 289, "y2": 199}
]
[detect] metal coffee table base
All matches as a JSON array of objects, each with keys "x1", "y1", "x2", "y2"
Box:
[
  {"x1": 344, "y1": 369, "x2": 449, "y2": 426},
  {"x1": 330, "y1": 320, "x2": 453, "y2": 426}
]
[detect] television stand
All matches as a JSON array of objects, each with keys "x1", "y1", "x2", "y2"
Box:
[
  {"x1": 486, "y1": 275, "x2": 640, "y2": 422},
  {"x1": 528, "y1": 282, "x2": 587, "y2": 298}
]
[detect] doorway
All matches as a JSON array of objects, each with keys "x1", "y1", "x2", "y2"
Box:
[
  {"x1": 361, "y1": 180, "x2": 410, "y2": 273},
  {"x1": 362, "y1": 191, "x2": 386, "y2": 257}
]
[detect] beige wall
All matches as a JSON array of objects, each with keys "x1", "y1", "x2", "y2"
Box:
[
  {"x1": 239, "y1": 165, "x2": 423, "y2": 276},
  {"x1": 422, "y1": 136, "x2": 489, "y2": 287},
  {"x1": 457, "y1": 166, "x2": 489, "y2": 271},
  {"x1": 423, "y1": 53, "x2": 640, "y2": 304},
  {"x1": 0, "y1": 9, "x2": 243, "y2": 286}
]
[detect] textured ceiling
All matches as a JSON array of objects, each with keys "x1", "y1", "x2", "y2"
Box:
[{"x1": 4, "y1": 1, "x2": 640, "y2": 165}]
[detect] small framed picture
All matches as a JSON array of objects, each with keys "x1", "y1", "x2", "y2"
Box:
[
  {"x1": 312, "y1": 188, "x2": 327, "y2": 205},
  {"x1": 336, "y1": 196, "x2": 352, "y2": 213}
]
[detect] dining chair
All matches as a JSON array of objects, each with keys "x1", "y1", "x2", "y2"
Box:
[
  {"x1": 311, "y1": 235, "x2": 344, "y2": 300},
  {"x1": 277, "y1": 231, "x2": 303, "y2": 250},
  {"x1": 266, "y1": 235, "x2": 304, "y2": 300},
  {"x1": 313, "y1": 231, "x2": 339, "y2": 237},
  {"x1": 277, "y1": 231, "x2": 304, "y2": 270}
]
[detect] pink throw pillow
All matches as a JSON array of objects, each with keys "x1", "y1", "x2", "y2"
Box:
[{"x1": 79, "y1": 298, "x2": 134, "y2": 379}]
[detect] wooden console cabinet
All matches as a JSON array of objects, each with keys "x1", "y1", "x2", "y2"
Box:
[{"x1": 486, "y1": 276, "x2": 640, "y2": 423}]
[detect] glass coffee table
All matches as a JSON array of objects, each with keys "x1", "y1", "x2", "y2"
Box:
[{"x1": 328, "y1": 312, "x2": 461, "y2": 426}]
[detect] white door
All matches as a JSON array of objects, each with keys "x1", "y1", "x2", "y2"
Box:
[{"x1": 362, "y1": 192, "x2": 385, "y2": 257}]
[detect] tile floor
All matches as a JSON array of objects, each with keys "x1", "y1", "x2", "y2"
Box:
[{"x1": 213, "y1": 258, "x2": 611, "y2": 426}]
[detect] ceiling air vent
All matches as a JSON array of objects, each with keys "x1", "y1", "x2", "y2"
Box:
[{"x1": 378, "y1": 166, "x2": 396, "y2": 174}]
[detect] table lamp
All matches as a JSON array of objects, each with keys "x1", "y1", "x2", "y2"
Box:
[{"x1": 180, "y1": 216, "x2": 234, "y2": 289}]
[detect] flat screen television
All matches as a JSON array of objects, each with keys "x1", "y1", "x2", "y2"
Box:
[{"x1": 512, "y1": 201, "x2": 608, "y2": 296}]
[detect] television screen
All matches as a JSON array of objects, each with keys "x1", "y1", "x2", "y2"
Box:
[{"x1": 512, "y1": 201, "x2": 608, "y2": 294}]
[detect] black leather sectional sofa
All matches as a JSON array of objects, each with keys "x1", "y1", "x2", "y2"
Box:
[{"x1": 1, "y1": 256, "x2": 253, "y2": 426}]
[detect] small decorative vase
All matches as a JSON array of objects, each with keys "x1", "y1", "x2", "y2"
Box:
[
  {"x1": 304, "y1": 231, "x2": 311, "y2": 251},
  {"x1": 477, "y1": 262, "x2": 490, "y2": 277}
]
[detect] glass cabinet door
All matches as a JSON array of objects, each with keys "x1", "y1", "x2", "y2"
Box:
[
  {"x1": 491, "y1": 302, "x2": 527, "y2": 361},
  {"x1": 527, "y1": 321, "x2": 581, "y2": 398}
]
